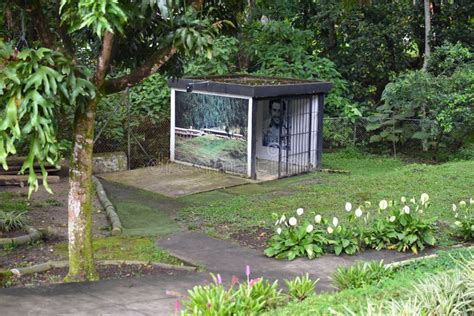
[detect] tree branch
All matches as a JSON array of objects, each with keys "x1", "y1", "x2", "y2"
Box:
[
  {"x1": 24, "y1": 0, "x2": 57, "y2": 49},
  {"x1": 54, "y1": 0, "x2": 75, "y2": 56},
  {"x1": 95, "y1": 31, "x2": 115, "y2": 88},
  {"x1": 104, "y1": 46, "x2": 177, "y2": 94}
]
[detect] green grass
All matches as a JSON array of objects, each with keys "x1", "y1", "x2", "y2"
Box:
[
  {"x1": 270, "y1": 247, "x2": 473, "y2": 315},
  {"x1": 178, "y1": 151, "x2": 474, "y2": 240},
  {"x1": 55, "y1": 236, "x2": 182, "y2": 265},
  {"x1": 0, "y1": 192, "x2": 29, "y2": 213},
  {"x1": 177, "y1": 134, "x2": 246, "y2": 158}
]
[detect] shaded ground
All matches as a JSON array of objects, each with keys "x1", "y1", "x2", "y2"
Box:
[
  {"x1": 99, "y1": 162, "x2": 252, "y2": 198},
  {"x1": 0, "y1": 181, "x2": 109, "y2": 269}
]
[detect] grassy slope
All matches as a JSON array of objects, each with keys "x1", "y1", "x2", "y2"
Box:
[
  {"x1": 178, "y1": 151, "x2": 474, "y2": 240},
  {"x1": 270, "y1": 247, "x2": 473, "y2": 315}
]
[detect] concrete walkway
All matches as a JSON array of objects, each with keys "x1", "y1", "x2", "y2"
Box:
[{"x1": 0, "y1": 230, "x2": 434, "y2": 315}]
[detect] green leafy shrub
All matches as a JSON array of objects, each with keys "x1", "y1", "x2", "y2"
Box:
[
  {"x1": 182, "y1": 269, "x2": 285, "y2": 315},
  {"x1": 285, "y1": 273, "x2": 319, "y2": 301},
  {"x1": 452, "y1": 199, "x2": 474, "y2": 241},
  {"x1": 327, "y1": 224, "x2": 360, "y2": 256},
  {"x1": 264, "y1": 209, "x2": 327, "y2": 260},
  {"x1": 0, "y1": 210, "x2": 27, "y2": 232},
  {"x1": 331, "y1": 260, "x2": 392, "y2": 290}
]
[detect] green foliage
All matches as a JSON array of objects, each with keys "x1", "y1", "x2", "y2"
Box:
[
  {"x1": 0, "y1": 42, "x2": 95, "y2": 195},
  {"x1": 184, "y1": 36, "x2": 240, "y2": 76},
  {"x1": 331, "y1": 260, "x2": 392, "y2": 290},
  {"x1": 60, "y1": 0, "x2": 128, "y2": 37},
  {"x1": 327, "y1": 225, "x2": 360, "y2": 256},
  {"x1": 453, "y1": 200, "x2": 474, "y2": 241},
  {"x1": 284, "y1": 274, "x2": 318, "y2": 301},
  {"x1": 427, "y1": 41, "x2": 473, "y2": 76},
  {"x1": 182, "y1": 272, "x2": 285, "y2": 315},
  {"x1": 0, "y1": 210, "x2": 27, "y2": 232}
]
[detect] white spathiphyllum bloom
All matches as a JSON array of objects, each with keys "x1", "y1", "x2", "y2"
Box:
[
  {"x1": 345, "y1": 202, "x2": 352, "y2": 212},
  {"x1": 306, "y1": 224, "x2": 314, "y2": 233},
  {"x1": 459, "y1": 201, "x2": 467, "y2": 208},
  {"x1": 289, "y1": 217, "x2": 297, "y2": 226},
  {"x1": 470, "y1": 198, "x2": 474, "y2": 205},
  {"x1": 454, "y1": 221, "x2": 461, "y2": 227},
  {"x1": 314, "y1": 214, "x2": 322, "y2": 224},
  {"x1": 401, "y1": 196, "x2": 407, "y2": 203},
  {"x1": 389, "y1": 216, "x2": 396, "y2": 222},
  {"x1": 355, "y1": 208, "x2": 363, "y2": 217},
  {"x1": 410, "y1": 197, "x2": 416, "y2": 204},
  {"x1": 296, "y1": 208, "x2": 304, "y2": 216},
  {"x1": 452, "y1": 204, "x2": 457, "y2": 212},
  {"x1": 379, "y1": 200, "x2": 388, "y2": 210},
  {"x1": 420, "y1": 193, "x2": 429, "y2": 205},
  {"x1": 455, "y1": 213, "x2": 458, "y2": 218},
  {"x1": 280, "y1": 215, "x2": 286, "y2": 224},
  {"x1": 277, "y1": 227, "x2": 282, "y2": 235},
  {"x1": 275, "y1": 219, "x2": 279, "y2": 226},
  {"x1": 327, "y1": 226, "x2": 334, "y2": 234},
  {"x1": 364, "y1": 201, "x2": 372, "y2": 208},
  {"x1": 403, "y1": 205, "x2": 410, "y2": 214},
  {"x1": 332, "y1": 217, "x2": 339, "y2": 227}
]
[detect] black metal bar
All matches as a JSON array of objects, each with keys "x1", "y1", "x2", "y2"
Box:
[
  {"x1": 285, "y1": 99, "x2": 290, "y2": 176},
  {"x1": 278, "y1": 98, "x2": 283, "y2": 178},
  {"x1": 316, "y1": 94, "x2": 325, "y2": 169},
  {"x1": 250, "y1": 98, "x2": 258, "y2": 180},
  {"x1": 308, "y1": 96, "x2": 313, "y2": 171}
]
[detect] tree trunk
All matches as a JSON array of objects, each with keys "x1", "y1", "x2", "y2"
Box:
[
  {"x1": 422, "y1": 0, "x2": 431, "y2": 71},
  {"x1": 65, "y1": 31, "x2": 114, "y2": 282},
  {"x1": 65, "y1": 97, "x2": 100, "y2": 282}
]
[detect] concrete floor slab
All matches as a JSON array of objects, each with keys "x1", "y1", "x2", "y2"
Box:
[{"x1": 98, "y1": 163, "x2": 252, "y2": 198}]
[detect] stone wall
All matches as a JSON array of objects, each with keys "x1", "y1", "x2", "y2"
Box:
[{"x1": 93, "y1": 152, "x2": 128, "y2": 174}]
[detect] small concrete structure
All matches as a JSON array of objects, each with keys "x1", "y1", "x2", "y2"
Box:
[
  {"x1": 93, "y1": 151, "x2": 128, "y2": 174},
  {"x1": 98, "y1": 163, "x2": 251, "y2": 198},
  {"x1": 169, "y1": 75, "x2": 332, "y2": 180}
]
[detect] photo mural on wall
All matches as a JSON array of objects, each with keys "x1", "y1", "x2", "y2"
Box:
[
  {"x1": 175, "y1": 91, "x2": 249, "y2": 174},
  {"x1": 262, "y1": 99, "x2": 289, "y2": 151}
]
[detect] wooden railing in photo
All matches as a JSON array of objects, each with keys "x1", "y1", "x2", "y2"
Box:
[
  {"x1": 0, "y1": 157, "x2": 61, "y2": 186},
  {"x1": 175, "y1": 127, "x2": 245, "y2": 140}
]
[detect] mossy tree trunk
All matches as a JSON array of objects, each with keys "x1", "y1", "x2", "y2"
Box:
[{"x1": 65, "y1": 32, "x2": 114, "y2": 282}]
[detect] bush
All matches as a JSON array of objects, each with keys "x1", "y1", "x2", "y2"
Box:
[
  {"x1": 285, "y1": 273, "x2": 319, "y2": 301},
  {"x1": 0, "y1": 210, "x2": 27, "y2": 232},
  {"x1": 331, "y1": 260, "x2": 392, "y2": 290},
  {"x1": 452, "y1": 199, "x2": 474, "y2": 241}
]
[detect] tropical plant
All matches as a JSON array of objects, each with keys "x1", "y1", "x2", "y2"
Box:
[
  {"x1": 264, "y1": 209, "x2": 327, "y2": 260},
  {"x1": 285, "y1": 273, "x2": 319, "y2": 301},
  {"x1": 331, "y1": 260, "x2": 393, "y2": 290},
  {"x1": 452, "y1": 199, "x2": 474, "y2": 241},
  {"x1": 327, "y1": 224, "x2": 360, "y2": 256}
]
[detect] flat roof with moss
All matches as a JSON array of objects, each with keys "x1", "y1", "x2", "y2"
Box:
[{"x1": 168, "y1": 75, "x2": 332, "y2": 98}]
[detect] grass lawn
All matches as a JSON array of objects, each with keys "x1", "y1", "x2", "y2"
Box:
[
  {"x1": 178, "y1": 150, "x2": 474, "y2": 242},
  {"x1": 269, "y1": 246, "x2": 473, "y2": 315}
]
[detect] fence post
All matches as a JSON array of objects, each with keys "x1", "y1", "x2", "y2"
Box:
[
  {"x1": 392, "y1": 119, "x2": 397, "y2": 158},
  {"x1": 353, "y1": 119, "x2": 357, "y2": 146}
]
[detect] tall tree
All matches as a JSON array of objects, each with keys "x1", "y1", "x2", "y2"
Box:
[
  {"x1": 422, "y1": 0, "x2": 431, "y2": 71},
  {"x1": 0, "y1": 0, "x2": 222, "y2": 281}
]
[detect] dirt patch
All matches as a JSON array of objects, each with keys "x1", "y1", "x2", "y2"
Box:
[
  {"x1": 230, "y1": 227, "x2": 271, "y2": 251},
  {"x1": 5, "y1": 264, "x2": 186, "y2": 288},
  {"x1": 1, "y1": 180, "x2": 109, "y2": 268}
]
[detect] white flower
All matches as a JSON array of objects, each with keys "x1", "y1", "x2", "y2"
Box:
[
  {"x1": 355, "y1": 208, "x2": 363, "y2": 217},
  {"x1": 306, "y1": 224, "x2": 314, "y2": 233},
  {"x1": 379, "y1": 200, "x2": 388, "y2": 210},
  {"x1": 332, "y1": 217, "x2": 339, "y2": 227},
  {"x1": 403, "y1": 205, "x2": 410, "y2": 214},
  {"x1": 401, "y1": 196, "x2": 407, "y2": 203},
  {"x1": 289, "y1": 217, "x2": 297, "y2": 226},
  {"x1": 314, "y1": 214, "x2": 322, "y2": 224},
  {"x1": 459, "y1": 201, "x2": 467, "y2": 208},
  {"x1": 454, "y1": 221, "x2": 461, "y2": 227},
  {"x1": 364, "y1": 201, "x2": 372, "y2": 208},
  {"x1": 470, "y1": 198, "x2": 474, "y2": 205},
  {"x1": 410, "y1": 197, "x2": 416, "y2": 204},
  {"x1": 277, "y1": 227, "x2": 282, "y2": 235},
  {"x1": 345, "y1": 202, "x2": 352, "y2": 212},
  {"x1": 280, "y1": 215, "x2": 286, "y2": 223},
  {"x1": 452, "y1": 204, "x2": 457, "y2": 212},
  {"x1": 389, "y1": 216, "x2": 396, "y2": 222},
  {"x1": 275, "y1": 219, "x2": 279, "y2": 226},
  {"x1": 454, "y1": 213, "x2": 458, "y2": 218},
  {"x1": 420, "y1": 193, "x2": 429, "y2": 205},
  {"x1": 327, "y1": 227, "x2": 334, "y2": 234},
  {"x1": 296, "y1": 208, "x2": 304, "y2": 216}
]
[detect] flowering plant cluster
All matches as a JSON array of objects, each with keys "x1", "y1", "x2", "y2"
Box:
[
  {"x1": 265, "y1": 193, "x2": 439, "y2": 260},
  {"x1": 179, "y1": 265, "x2": 316, "y2": 315},
  {"x1": 452, "y1": 199, "x2": 474, "y2": 241}
]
